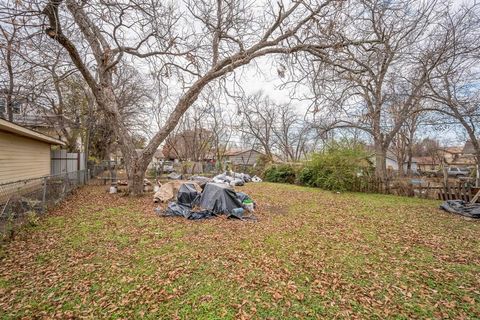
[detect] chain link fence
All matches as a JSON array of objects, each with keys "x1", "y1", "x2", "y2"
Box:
[{"x1": 0, "y1": 170, "x2": 89, "y2": 240}]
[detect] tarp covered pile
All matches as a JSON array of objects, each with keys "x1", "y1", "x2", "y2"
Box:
[
  {"x1": 212, "y1": 171, "x2": 262, "y2": 186},
  {"x1": 153, "y1": 180, "x2": 202, "y2": 203},
  {"x1": 440, "y1": 200, "x2": 480, "y2": 219},
  {"x1": 156, "y1": 182, "x2": 256, "y2": 220}
]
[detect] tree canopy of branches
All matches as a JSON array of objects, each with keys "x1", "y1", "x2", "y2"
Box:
[
  {"x1": 304, "y1": 0, "x2": 443, "y2": 182},
  {"x1": 2, "y1": 0, "x2": 479, "y2": 193},
  {"x1": 236, "y1": 92, "x2": 314, "y2": 162},
  {"x1": 424, "y1": 4, "x2": 480, "y2": 185},
  {"x1": 0, "y1": 0, "x2": 366, "y2": 194}
]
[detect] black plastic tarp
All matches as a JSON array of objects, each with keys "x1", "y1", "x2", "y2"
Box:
[
  {"x1": 157, "y1": 182, "x2": 256, "y2": 221},
  {"x1": 440, "y1": 200, "x2": 480, "y2": 219},
  {"x1": 177, "y1": 183, "x2": 200, "y2": 207},
  {"x1": 198, "y1": 183, "x2": 243, "y2": 214},
  {"x1": 163, "y1": 202, "x2": 191, "y2": 218},
  {"x1": 189, "y1": 176, "x2": 211, "y2": 189}
]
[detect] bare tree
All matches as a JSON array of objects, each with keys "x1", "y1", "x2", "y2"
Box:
[
  {"x1": 10, "y1": 0, "x2": 364, "y2": 195},
  {"x1": 304, "y1": 0, "x2": 441, "y2": 183},
  {"x1": 425, "y1": 3, "x2": 480, "y2": 186},
  {"x1": 201, "y1": 87, "x2": 234, "y2": 167},
  {"x1": 391, "y1": 112, "x2": 420, "y2": 176},
  {"x1": 236, "y1": 92, "x2": 277, "y2": 160},
  {"x1": 0, "y1": 15, "x2": 36, "y2": 121},
  {"x1": 272, "y1": 102, "x2": 313, "y2": 162},
  {"x1": 163, "y1": 105, "x2": 214, "y2": 162}
]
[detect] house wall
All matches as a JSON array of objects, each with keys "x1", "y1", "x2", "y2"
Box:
[
  {"x1": 228, "y1": 151, "x2": 261, "y2": 166},
  {"x1": 0, "y1": 130, "x2": 51, "y2": 184},
  {"x1": 418, "y1": 163, "x2": 440, "y2": 171},
  {"x1": 402, "y1": 162, "x2": 418, "y2": 172},
  {"x1": 386, "y1": 158, "x2": 399, "y2": 171}
]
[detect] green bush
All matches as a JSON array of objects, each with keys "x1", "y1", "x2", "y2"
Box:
[
  {"x1": 263, "y1": 164, "x2": 297, "y2": 184},
  {"x1": 299, "y1": 141, "x2": 373, "y2": 191}
]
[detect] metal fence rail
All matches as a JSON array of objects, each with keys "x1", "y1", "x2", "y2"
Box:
[{"x1": 0, "y1": 170, "x2": 89, "y2": 240}]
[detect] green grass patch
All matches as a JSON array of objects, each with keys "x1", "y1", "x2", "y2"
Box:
[{"x1": 0, "y1": 184, "x2": 479, "y2": 319}]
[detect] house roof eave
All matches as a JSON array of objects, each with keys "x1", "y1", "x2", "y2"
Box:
[{"x1": 0, "y1": 118, "x2": 65, "y2": 146}]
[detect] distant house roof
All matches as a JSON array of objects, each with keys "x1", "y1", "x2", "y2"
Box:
[
  {"x1": 443, "y1": 146, "x2": 464, "y2": 154},
  {"x1": 0, "y1": 118, "x2": 65, "y2": 145},
  {"x1": 414, "y1": 156, "x2": 439, "y2": 165},
  {"x1": 462, "y1": 140, "x2": 478, "y2": 155},
  {"x1": 224, "y1": 148, "x2": 264, "y2": 156},
  {"x1": 450, "y1": 154, "x2": 477, "y2": 166}
]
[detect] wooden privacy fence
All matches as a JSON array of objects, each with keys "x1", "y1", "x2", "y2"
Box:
[
  {"x1": 351, "y1": 176, "x2": 479, "y2": 201},
  {"x1": 437, "y1": 184, "x2": 480, "y2": 202}
]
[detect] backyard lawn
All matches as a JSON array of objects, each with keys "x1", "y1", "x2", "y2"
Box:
[{"x1": 0, "y1": 183, "x2": 479, "y2": 319}]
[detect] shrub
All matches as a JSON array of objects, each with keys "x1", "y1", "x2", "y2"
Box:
[
  {"x1": 299, "y1": 141, "x2": 373, "y2": 191},
  {"x1": 263, "y1": 164, "x2": 297, "y2": 184},
  {"x1": 26, "y1": 211, "x2": 40, "y2": 227}
]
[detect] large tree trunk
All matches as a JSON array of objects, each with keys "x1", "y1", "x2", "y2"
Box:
[
  {"x1": 128, "y1": 160, "x2": 147, "y2": 196},
  {"x1": 475, "y1": 152, "x2": 480, "y2": 188},
  {"x1": 374, "y1": 142, "x2": 387, "y2": 190},
  {"x1": 406, "y1": 142, "x2": 413, "y2": 176}
]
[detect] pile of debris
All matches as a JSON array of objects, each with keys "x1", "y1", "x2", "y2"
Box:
[
  {"x1": 153, "y1": 180, "x2": 202, "y2": 203},
  {"x1": 212, "y1": 171, "x2": 262, "y2": 186},
  {"x1": 155, "y1": 182, "x2": 256, "y2": 221}
]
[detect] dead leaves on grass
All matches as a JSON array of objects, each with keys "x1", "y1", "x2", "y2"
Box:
[{"x1": 0, "y1": 184, "x2": 479, "y2": 318}]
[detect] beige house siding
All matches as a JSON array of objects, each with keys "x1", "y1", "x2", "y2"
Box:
[
  {"x1": 227, "y1": 150, "x2": 261, "y2": 166},
  {"x1": 0, "y1": 129, "x2": 51, "y2": 184}
]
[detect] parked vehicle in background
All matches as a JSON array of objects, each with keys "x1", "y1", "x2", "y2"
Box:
[{"x1": 447, "y1": 167, "x2": 470, "y2": 177}]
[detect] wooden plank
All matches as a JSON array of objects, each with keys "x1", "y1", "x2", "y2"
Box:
[{"x1": 470, "y1": 189, "x2": 480, "y2": 204}]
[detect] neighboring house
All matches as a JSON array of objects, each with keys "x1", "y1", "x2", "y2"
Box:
[
  {"x1": 440, "y1": 146, "x2": 463, "y2": 165},
  {"x1": 370, "y1": 150, "x2": 418, "y2": 174},
  {"x1": 369, "y1": 150, "x2": 400, "y2": 171},
  {"x1": 386, "y1": 151, "x2": 399, "y2": 171},
  {"x1": 224, "y1": 149, "x2": 264, "y2": 166},
  {"x1": 0, "y1": 118, "x2": 65, "y2": 184},
  {"x1": 462, "y1": 140, "x2": 478, "y2": 155},
  {"x1": 415, "y1": 156, "x2": 441, "y2": 172},
  {"x1": 402, "y1": 158, "x2": 418, "y2": 173},
  {"x1": 455, "y1": 140, "x2": 479, "y2": 168},
  {"x1": 449, "y1": 155, "x2": 477, "y2": 168},
  {"x1": 429, "y1": 143, "x2": 477, "y2": 168}
]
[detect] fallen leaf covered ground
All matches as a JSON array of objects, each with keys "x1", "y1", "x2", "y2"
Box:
[{"x1": 0, "y1": 183, "x2": 479, "y2": 319}]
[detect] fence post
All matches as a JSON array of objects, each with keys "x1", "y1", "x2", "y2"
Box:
[{"x1": 42, "y1": 177, "x2": 47, "y2": 213}]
